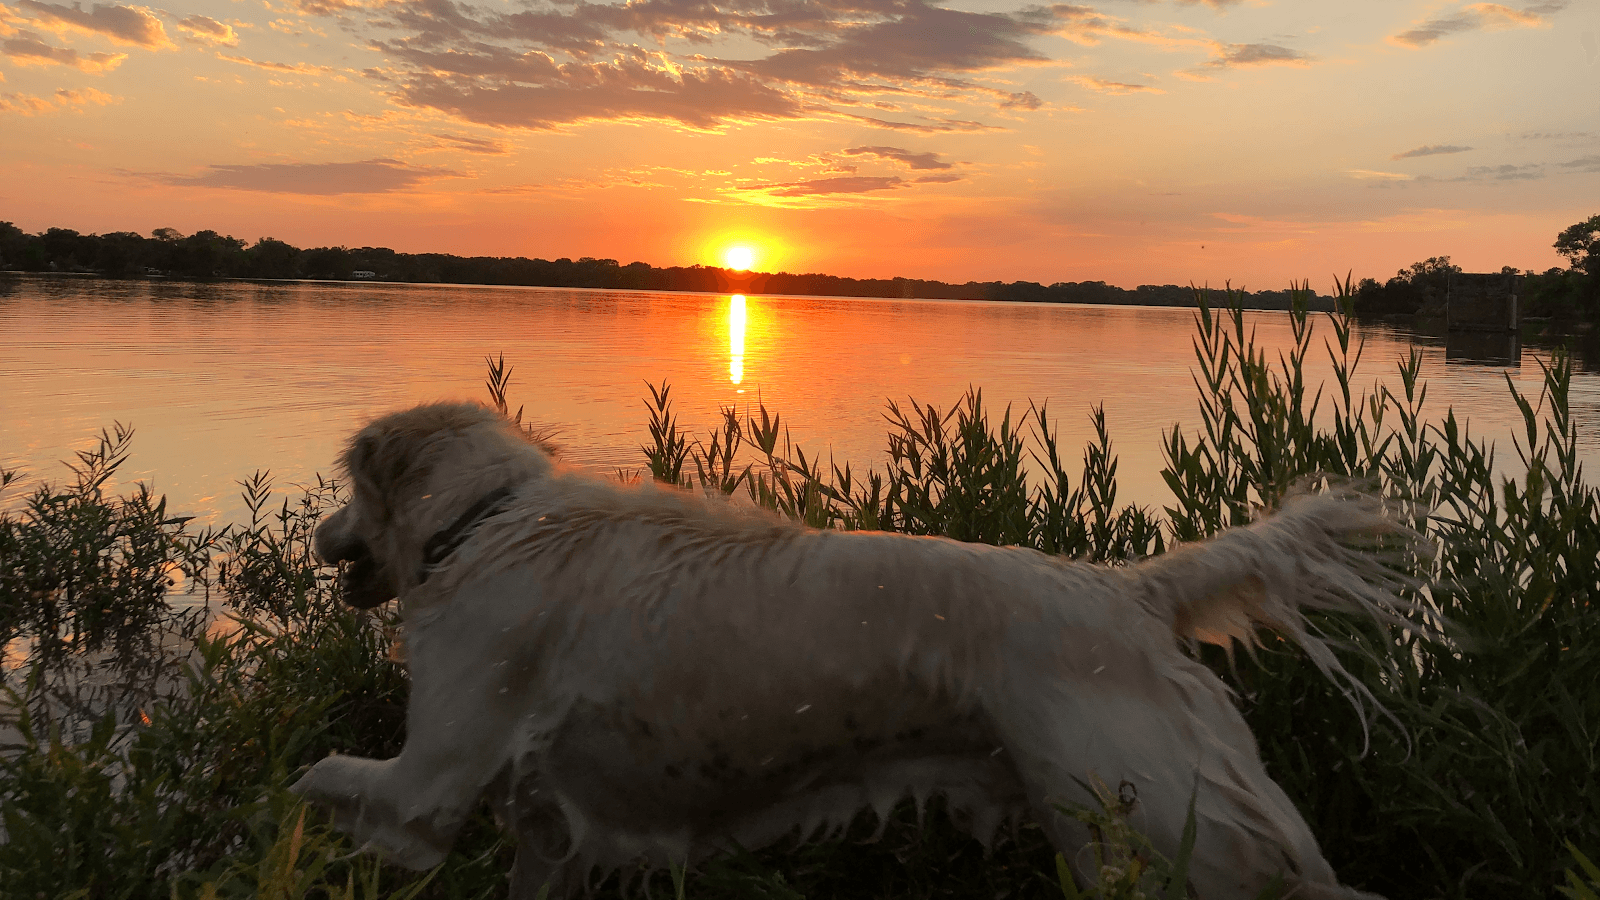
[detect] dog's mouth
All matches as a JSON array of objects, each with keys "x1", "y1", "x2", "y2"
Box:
[{"x1": 338, "y1": 546, "x2": 398, "y2": 609}]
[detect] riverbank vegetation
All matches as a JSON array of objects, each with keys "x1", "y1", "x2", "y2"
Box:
[
  {"x1": 2, "y1": 287, "x2": 1597, "y2": 899},
  {"x1": 1350, "y1": 214, "x2": 1600, "y2": 327}
]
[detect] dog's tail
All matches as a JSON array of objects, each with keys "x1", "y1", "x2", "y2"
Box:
[{"x1": 1128, "y1": 490, "x2": 1434, "y2": 736}]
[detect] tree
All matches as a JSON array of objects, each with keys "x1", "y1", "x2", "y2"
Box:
[{"x1": 1554, "y1": 214, "x2": 1600, "y2": 278}]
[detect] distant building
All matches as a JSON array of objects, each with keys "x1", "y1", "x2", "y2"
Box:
[
  {"x1": 1446, "y1": 272, "x2": 1519, "y2": 333},
  {"x1": 351, "y1": 270, "x2": 377, "y2": 280}
]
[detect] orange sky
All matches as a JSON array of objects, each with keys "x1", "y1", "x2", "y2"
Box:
[{"x1": 1, "y1": 0, "x2": 1597, "y2": 288}]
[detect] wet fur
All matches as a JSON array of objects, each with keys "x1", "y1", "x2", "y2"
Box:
[{"x1": 292, "y1": 402, "x2": 1406, "y2": 899}]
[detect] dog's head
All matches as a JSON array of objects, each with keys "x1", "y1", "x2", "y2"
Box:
[{"x1": 316, "y1": 402, "x2": 553, "y2": 609}]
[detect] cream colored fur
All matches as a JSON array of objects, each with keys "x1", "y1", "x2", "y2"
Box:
[{"x1": 292, "y1": 401, "x2": 1411, "y2": 899}]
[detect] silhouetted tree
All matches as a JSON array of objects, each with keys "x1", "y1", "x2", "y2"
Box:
[
  {"x1": 1352, "y1": 255, "x2": 1461, "y2": 318},
  {"x1": 1555, "y1": 214, "x2": 1600, "y2": 278}
]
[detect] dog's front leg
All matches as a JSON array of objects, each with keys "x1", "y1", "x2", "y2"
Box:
[{"x1": 291, "y1": 652, "x2": 539, "y2": 869}]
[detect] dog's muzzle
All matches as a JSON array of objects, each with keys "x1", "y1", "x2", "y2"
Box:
[{"x1": 338, "y1": 546, "x2": 399, "y2": 609}]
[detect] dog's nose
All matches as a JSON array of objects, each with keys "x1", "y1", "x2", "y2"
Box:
[{"x1": 313, "y1": 516, "x2": 368, "y2": 566}]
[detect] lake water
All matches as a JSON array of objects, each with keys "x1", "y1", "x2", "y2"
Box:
[{"x1": 3, "y1": 274, "x2": 1597, "y2": 527}]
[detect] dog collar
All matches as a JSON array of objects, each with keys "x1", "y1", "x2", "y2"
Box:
[{"x1": 418, "y1": 486, "x2": 515, "y2": 584}]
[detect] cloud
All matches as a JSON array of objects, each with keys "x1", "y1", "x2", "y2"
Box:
[
  {"x1": 1392, "y1": 144, "x2": 1473, "y2": 159},
  {"x1": 217, "y1": 52, "x2": 334, "y2": 74},
  {"x1": 176, "y1": 14, "x2": 237, "y2": 46},
  {"x1": 333, "y1": 0, "x2": 1061, "y2": 132},
  {"x1": 1460, "y1": 162, "x2": 1544, "y2": 180},
  {"x1": 1068, "y1": 74, "x2": 1162, "y2": 93},
  {"x1": 840, "y1": 112, "x2": 1005, "y2": 133},
  {"x1": 15, "y1": 0, "x2": 172, "y2": 48},
  {"x1": 1, "y1": 28, "x2": 125, "y2": 70},
  {"x1": 760, "y1": 175, "x2": 906, "y2": 196},
  {"x1": 150, "y1": 158, "x2": 462, "y2": 194},
  {"x1": 1558, "y1": 154, "x2": 1600, "y2": 173},
  {"x1": 391, "y1": 55, "x2": 808, "y2": 131},
  {"x1": 840, "y1": 145, "x2": 952, "y2": 170},
  {"x1": 1202, "y1": 41, "x2": 1314, "y2": 68},
  {"x1": 739, "y1": 166, "x2": 966, "y2": 199},
  {"x1": 1390, "y1": 1, "x2": 1567, "y2": 48},
  {"x1": 426, "y1": 132, "x2": 508, "y2": 154},
  {"x1": 1023, "y1": 5, "x2": 1198, "y2": 49},
  {"x1": 0, "y1": 84, "x2": 116, "y2": 113},
  {"x1": 1347, "y1": 169, "x2": 1414, "y2": 181}
]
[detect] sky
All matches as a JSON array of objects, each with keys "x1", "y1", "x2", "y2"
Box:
[{"x1": 1, "y1": 0, "x2": 1597, "y2": 288}]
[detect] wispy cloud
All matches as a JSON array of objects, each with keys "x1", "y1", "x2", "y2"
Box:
[
  {"x1": 149, "y1": 158, "x2": 462, "y2": 194},
  {"x1": 1347, "y1": 168, "x2": 1415, "y2": 182},
  {"x1": 1, "y1": 28, "x2": 125, "y2": 70},
  {"x1": 1203, "y1": 41, "x2": 1314, "y2": 69},
  {"x1": 1392, "y1": 144, "x2": 1473, "y2": 159},
  {"x1": 0, "y1": 84, "x2": 116, "y2": 114},
  {"x1": 15, "y1": 0, "x2": 172, "y2": 49},
  {"x1": 315, "y1": 0, "x2": 1062, "y2": 133},
  {"x1": 839, "y1": 145, "x2": 952, "y2": 170},
  {"x1": 1390, "y1": 1, "x2": 1568, "y2": 48},
  {"x1": 1459, "y1": 162, "x2": 1544, "y2": 180},
  {"x1": 175, "y1": 15, "x2": 237, "y2": 47},
  {"x1": 425, "y1": 132, "x2": 509, "y2": 155},
  {"x1": 1558, "y1": 154, "x2": 1600, "y2": 173},
  {"x1": 1067, "y1": 74, "x2": 1162, "y2": 94},
  {"x1": 216, "y1": 52, "x2": 334, "y2": 75},
  {"x1": 761, "y1": 175, "x2": 908, "y2": 196}
]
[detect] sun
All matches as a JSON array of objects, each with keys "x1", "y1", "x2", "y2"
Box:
[{"x1": 723, "y1": 245, "x2": 756, "y2": 271}]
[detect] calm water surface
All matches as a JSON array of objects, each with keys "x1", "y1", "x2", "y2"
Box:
[{"x1": 3, "y1": 275, "x2": 1597, "y2": 526}]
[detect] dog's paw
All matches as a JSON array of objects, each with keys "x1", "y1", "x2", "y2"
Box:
[{"x1": 291, "y1": 755, "x2": 455, "y2": 871}]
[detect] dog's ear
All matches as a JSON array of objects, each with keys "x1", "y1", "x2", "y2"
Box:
[{"x1": 346, "y1": 426, "x2": 426, "y2": 517}]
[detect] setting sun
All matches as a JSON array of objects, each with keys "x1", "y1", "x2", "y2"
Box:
[{"x1": 723, "y1": 245, "x2": 756, "y2": 271}]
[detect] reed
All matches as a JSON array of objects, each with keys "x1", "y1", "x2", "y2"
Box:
[{"x1": 2, "y1": 283, "x2": 1595, "y2": 899}]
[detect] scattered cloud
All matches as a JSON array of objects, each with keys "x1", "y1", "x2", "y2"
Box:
[
  {"x1": 841, "y1": 113, "x2": 1006, "y2": 134},
  {"x1": 1459, "y1": 162, "x2": 1544, "y2": 180},
  {"x1": 149, "y1": 158, "x2": 463, "y2": 194},
  {"x1": 15, "y1": 0, "x2": 172, "y2": 49},
  {"x1": 1347, "y1": 169, "x2": 1414, "y2": 181},
  {"x1": 1390, "y1": 1, "x2": 1568, "y2": 49},
  {"x1": 426, "y1": 132, "x2": 508, "y2": 154},
  {"x1": 1201, "y1": 41, "x2": 1314, "y2": 69},
  {"x1": 176, "y1": 14, "x2": 237, "y2": 46},
  {"x1": 1392, "y1": 144, "x2": 1473, "y2": 159},
  {"x1": 1068, "y1": 74, "x2": 1162, "y2": 94},
  {"x1": 1558, "y1": 154, "x2": 1600, "y2": 173},
  {"x1": 1024, "y1": 5, "x2": 1200, "y2": 50},
  {"x1": 0, "y1": 84, "x2": 116, "y2": 114},
  {"x1": 1519, "y1": 130, "x2": 1592, "y2": 140},
  {"x1": 334, "y1": 0, "x2": 1065, "y2": 132},
  {"x1": 840, "y1": 145, "x2": 952, "y2": 170},
  {"x1": 216, "y1": 52, "x2": 334, "y2": 75},
  {"x1": 391, "y1": 57, "x2": 809, "y2": 131},
  {"x1": 759, "y1": 175, "x2": 907, "y2": 196},
  {"x1": 2, "y1": 28, "x2": 125, "y2": 70}
]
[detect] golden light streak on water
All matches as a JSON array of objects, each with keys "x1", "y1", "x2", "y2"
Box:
[{"x1": 729, "y1": 294, "x2": 746, "y2": 387}]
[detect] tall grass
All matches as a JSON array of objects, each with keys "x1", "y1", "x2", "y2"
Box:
[{"x1": 1, "y1": 284, "x2": 1595, "y2": 898}]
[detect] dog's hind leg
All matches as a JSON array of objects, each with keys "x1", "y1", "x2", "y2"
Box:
[{"x1": 992, "y1": 665, "x2": 1352, "y2": 899}]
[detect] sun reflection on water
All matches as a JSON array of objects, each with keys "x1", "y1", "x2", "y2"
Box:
[{"x1": 728, "y1": 294, "x2": 746, "y2": 388}]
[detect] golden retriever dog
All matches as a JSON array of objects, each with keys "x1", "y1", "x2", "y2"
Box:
[{"x1": 293, "y1": 401, "x2": 1413, "y2": 899}]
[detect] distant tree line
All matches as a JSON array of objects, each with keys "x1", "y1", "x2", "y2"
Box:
[
  {"x1": 7, "y1": 216, "x2": 1596, "y2": 317},
  {"x1": 1350, "y1": 214, "x2": 1600, "y2": 323},
  {"x1": 0, "y1": 221, "x2": 1328, "y2": 310}
]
